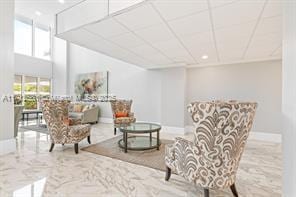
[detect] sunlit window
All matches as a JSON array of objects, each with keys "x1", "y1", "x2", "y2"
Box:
[
  {"x1": 34, "y1": 26, "x2": 50, "y2": 60},
  {"x1": 14, "y1": 18, "x2": 32, "y2": 56},
  {"x1": 14, "y1": 75, "x2": 23, "y2": 105},
  {"x1": 24, "y1": 76, "x2": 38, "y2": 110},
  {"x1": 39, "y1": 78, "x2": 51, "y2": 100},
  {"x1": 14, "y1": 16, "x2": 51, "y2": 60},
  {"x1": 14, "y1": 75, "x2": 51, "y2": 110}
]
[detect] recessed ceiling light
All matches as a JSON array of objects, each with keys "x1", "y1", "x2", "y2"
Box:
[
  {"x1": 58, "y1": 0, "x2": 65, "y2": 4},
  {"x1": 35, "y1": 11, "x2": 42, "y2": 16},
  {"x1": 201, "y1": 55, "x2": 208, "y2": 60}
]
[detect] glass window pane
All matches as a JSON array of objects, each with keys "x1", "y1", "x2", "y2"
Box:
[
  {"x1": 24, "y1": 76, "x2": 37, "y2": 110},
  {"x1": 14, "y1": 75, "x2": 23, "y2": 105},
  {"x1": 34, "y1": 26, "x2": 50, "y2": 60},
  {"x1": 39, "y1": 78, "x2": 51, "y2": 95},
  {"x1": 14, "y1": 19, "x2": 32, "y2": 56}
]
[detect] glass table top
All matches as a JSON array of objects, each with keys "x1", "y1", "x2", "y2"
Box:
[{"x1": 119, "y1": 122, "x2": 161, "y2": 133}]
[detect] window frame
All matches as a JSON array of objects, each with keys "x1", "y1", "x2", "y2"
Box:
[
  {"x1": 14, "y1": 15, "x2": 33, "y2": 56},
  {"x1": 14, "y1": 74, "x2": 52, "y2": 110},
  {"x1": 33, "y1": 22, "x2": 52, "y2": 60},
  {"x1": 14, "y1": 15, "x2": 52, "y2": 61}
]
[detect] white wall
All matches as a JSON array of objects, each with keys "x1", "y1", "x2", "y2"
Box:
[
  {"x1": 0, "y1": 0, "x2": 15, "y2": 154},
  {"x1": 186, "y1": 60, "x2": 282, "y2": 134},
  {"x1": 68, "y1": 43, "x2": 162, "y2": 123},
  {"x1": 283, "y1": 1, "x2": 296, "y2": 195},
  {"x1": 14, "y1": 53, "x2": 52, "y2": 78},
  {"x1": 160, "y1": 67, "x2": 186, "y2": 128},
  {"x1": 52, "y1": 37, "x2": 68, "y2": 95},
  {"x1": 67, "y1": 44, "x2": 188, "y2": 129}
]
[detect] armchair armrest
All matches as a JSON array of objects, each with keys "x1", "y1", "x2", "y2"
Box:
[
  {"x1": 128, "y1": 112, "x2": 134, "y2": 118},
  {"x1": 166, "y1": 137, "x2": 201, "y2": 179}
]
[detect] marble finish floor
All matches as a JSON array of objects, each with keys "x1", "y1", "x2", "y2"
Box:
[{"x1": 0, "y1": 123, "x2": 282, "y2": 197}]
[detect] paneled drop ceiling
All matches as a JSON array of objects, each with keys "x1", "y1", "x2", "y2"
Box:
[{"x1": 57, "y1": 0, "x2": 282, "y2": 69}]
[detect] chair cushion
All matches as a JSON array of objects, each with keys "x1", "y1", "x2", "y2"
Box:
[
  {"x1": 115, "y1": 111, "x2": 128, "y2": 118},
  {"x1": 68, "y1": 125, "x2": 90, "y2": 138},
  {"x1": 114, "y1": 117, "x2": 135, "y2": 124}
]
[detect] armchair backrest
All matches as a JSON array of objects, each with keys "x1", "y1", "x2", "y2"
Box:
[
  {"x1": 110, "y1": 99, "x2": 133, "y2": 117},
  {"x1": 188, "y1": 101, "x2": 257, "y2": 184},
  {"x1": 41, "y1": 100, "x2": 70, "y2": 143}
]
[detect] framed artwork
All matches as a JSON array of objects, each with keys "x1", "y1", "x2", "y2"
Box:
[{"x1": 75, "y1": 71, "x2": 108, "y2": 100}]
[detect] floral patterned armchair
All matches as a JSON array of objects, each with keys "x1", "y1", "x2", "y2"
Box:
[
  {"x1": 110, "y1": 99, "x2": 136, "y2": 135},
  {"x1": 165, "y1": 101, "x2": 257, "y2": 197},
  {"x1": 42, "y1": 100, "x2": 91, "y2": 154}
]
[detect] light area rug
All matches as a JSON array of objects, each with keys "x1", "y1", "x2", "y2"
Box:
[{"x1": 82, "y1": 136, "x2": 173, "y2": 171}]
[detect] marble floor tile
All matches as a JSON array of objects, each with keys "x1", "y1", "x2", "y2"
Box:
[{"x1": 0, "y1": 123, "x2": 282, "y2": 197}]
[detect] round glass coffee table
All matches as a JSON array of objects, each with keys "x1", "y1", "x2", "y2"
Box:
[{"x1": 118, "y1": 122, "x2": 161, "y2": 153}]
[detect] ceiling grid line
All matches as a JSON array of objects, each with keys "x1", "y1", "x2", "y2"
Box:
[
  {"x1": 206, "y1": 0, "x2": 220, "y2": 62},
  {"x1": 150, "y1": 2, "x2": 199, "y2": 64},
  {"x1": 270, "y1": 44, "x2": 282, "y2": 56},
  {"x1": 112, "y1": 16, "x2": 179, "y2": 65},
  {"x1": 83, "y1": 27, "x2": 155, "y2": 66},
  {"x1": 241, "y1": 0, "x2": 269, "y2": 59}
]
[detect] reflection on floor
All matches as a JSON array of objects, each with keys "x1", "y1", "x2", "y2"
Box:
[{"x1": 0, "y1": 123, "x2": 282, "y2": 197}]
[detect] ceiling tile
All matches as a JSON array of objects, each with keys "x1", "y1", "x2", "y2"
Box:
[
  {"x1": 212, "y1": 0, "x2": 265, "y2": 29},
  {"x1": 215, "y1": 21, "x2": 256, "y2": 51},
  {"x1": 181, "y1": 31, "x2": 213, "y2": 50},
  {"x1": 255, "y1": 15, "x2": 282, "y2": 36},
  {"x1": 245, "y1": 32, "x2": 282, "y2": 59},
  {"x1": 168, "y1": 11, "x2": 212, "y2": 37},
  {"x1": 181, "y1": 32, "x2": 218, "y2": 63},
  {"x1": 114, "y1": 3, "x2": 163, "y2": 31},
  {"x1": 151, "y1": 0, "x2": 208, "y2": 21},
  {"x1": 271, "y1": 46, "x2": 282, "y2": 57},
  {"x1": 262, "y1": 1, "x2": 282, "y2": 18},
  {"x1": 134, "y1": 24, "x2": 175, "y2": 44},
  {"x1": 209, "y1": 0, "x2": 238, "y2": 8},
  {"x1": 129, "y1": 44, "x2": 172, "y2": 64},
  {"x1": 152, "y1": 39, "x2": 195, "y2": 64},
  {"x1": 110, "y1": 32, "x2": 145, "y2": 48},
  {"x1": 219, "y1": 48, "x2": 245, "y2": 62},
  {"x1": 109, "y1": 0, "x2": 144, "y2": 14},
  {"x1": 84, "y1": 18, "x2": 129, "y2": 38}
]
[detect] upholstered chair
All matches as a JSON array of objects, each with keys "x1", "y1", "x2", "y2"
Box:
[
  {"x1": 41, "y1": 100, "x2": 91, "y2": 154},
  {"x1": 165, "y1": 101, "x2": 257, "y2": 197},
  {"x1": 110, "y1": 99, "x2": 136, "y2": 135},
  {"x1": 14, "y1": 105, "x2": 24, "y2": 137}
]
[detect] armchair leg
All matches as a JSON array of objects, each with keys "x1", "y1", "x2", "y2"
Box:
[
  {"x1": 230, "y1": 183, "x2": 239, "y2": 197},
  {"x1": 204, "y1": 189, "x2": 209, "y2": 197},
  {"x1": 165, "y1": 166, "x2": 171, "y2": 181},
  {"x1": 87, "y1": 136, "x2": 91, "y2": 144},
  {"x1": 74, "y1": 143, "x2": 79, "y2": 154},
  {"x1": 49, "y1": 143, "x2": 55, "y2": 152},
  {"x1": 114, "y1": 128, "x2": 116, "y2": 135}
]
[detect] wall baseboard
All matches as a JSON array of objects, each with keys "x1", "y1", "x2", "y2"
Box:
[
  {"x1": 0, "y1": 138, "x2": 16, "y2": 156},
  {"x1": 99, "y1": 117, "x2": 113, "y2": 124},
  {"x1": 184, "y1": 125, "x2": 281, "y2": 143}
]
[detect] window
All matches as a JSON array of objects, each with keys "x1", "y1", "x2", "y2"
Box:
[
  {"x1": 14, "y1": 18, "x2": 32, "y2": 56},
  {"x1": 14, "y1": 75, "x2": 22, "y2": 105},
  {"x1": 39, "y1": 78, "x2": 51, "y2": 99},
  {"x1": 24, "y1": 76, "x2": 38, "y2": 110},
  {"x1": 34, "y1": 26, "x2": 50, "y2": 60},
  {"x1": 14, "y1": 75, "x2": 52, "y2": 110},
  {"x1": 14, "y1": 16, "x2": 51, "y2": 60}
]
